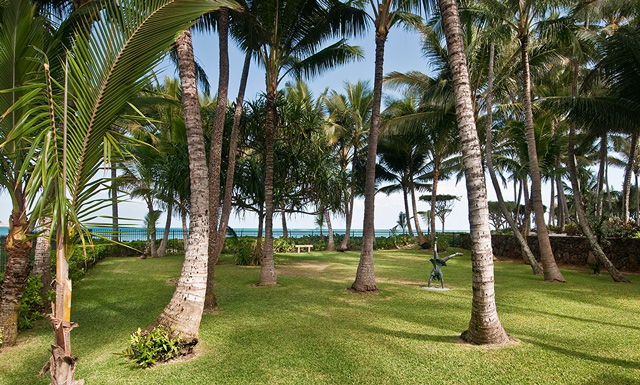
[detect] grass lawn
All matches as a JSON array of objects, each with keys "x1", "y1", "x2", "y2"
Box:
[{"x1": 1, "y1": 248, "x2": 639, "y2": 384}]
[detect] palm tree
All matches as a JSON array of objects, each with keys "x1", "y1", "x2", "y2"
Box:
[
  {"x1": 233, "y1": 0, "x2": 365, "y2": 286},
  {"x1": 6, "y1": 0, "x2": 234, "y2": 380},
  {"x1": 438, "y1": 0, "x2": 510, "y2": 345},
  {"x1": 351, "y1": 0, "x2": 424, "y2": 293},
  {"x1": 324, "y1": 81, "x2": 373, "y2": 251}
]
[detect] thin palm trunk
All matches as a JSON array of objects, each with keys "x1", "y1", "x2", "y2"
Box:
[
  {"x1": 402, "y1": 186, "x2": 415, "y2": 241},
  {"x1": 636, "y1": 173, "x2": 639, "y2": 225},
  {"x1": 519, "y1": 34, "x2": 565, "y2": 282},
  {"x1": 430, "y1": 161, "x2": 440, "y2": 244},
  {"x1": 339, "y1": 183, "x2": 354, "y2": 250},
  {"x1": 596, "y1": 133, "x2": 607, "y2": 219},
  {"x1": 205, "y1": 8, "x2": 230, "y2": 311},
  {"x1": 622, "y1": 132, "x2": 638, "y2": 223},
  {"x1": 0, "y1": 209, "x2": 32, "y2": 347},
  {"x1": 255, "y1": 207, "x2": 264, "y2": 259},
  {"x1": 485, "y1": 42, "x2": 542, "y2": 275},
  {"x1": 523, "y1": 179, "x2": 531, "y2": 237},
  {"x1": 606, "y1": 162, "x2": 612, "y2": 214},
  {"x1": 281, "y1": 204, "x2": 288, "y2": 239},
  {"x1": 556, "y1": 174, "x2": 568, "y2": 230},
  {"x1": 149, "y1": 29, "x2": 209, "y2": 346},
  {"x1": 439, "y1": 0, "x2": 509, "y2": 345},
  {"x1": 207, "y1": 51, "x2": 251, "y2": 309},
  {"x1": 111, "y1": 164, "x2": 119, "y2": 242},
  {"x1": 157, "y1": 203, "x2": 172, "y2": 257},
  {"x1": 33, "y1": 217, "x2": 53, "y2": 303},
  {"x1": 258, "y1": 77, "x2": 278, "y2": 286},
  {"x1": 147, "y1": 201, "x2": 157, "y2": 258},
  {"x1": 325, "y1": 210, "x2": 335, "y2": 251},
  {"x1": 181, "y1": 212, "x2": 188, "y2": 251},
  {"x1": 351, "y1": 29, "x2": 385, "y2": 293},
  {"x1": 567, "y1": 61, "x2": 629, "y2": 282},
  {"x1": 548, "y1": 177, "x2": 555, "y2": 227},
  {"x1": 410, "y1": 175, "x2": 425, "y2": 244}
]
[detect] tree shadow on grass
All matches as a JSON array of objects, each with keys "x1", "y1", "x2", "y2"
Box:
[
  {"x1": 364, "y1": 325, "x2": 461, "y2": 344},
  {"x1": 519, "y1": 337, "x2": 640, "y2": 370},
  {"x1": 499, "y1": 303, "x2": 640, "y2": 331}
]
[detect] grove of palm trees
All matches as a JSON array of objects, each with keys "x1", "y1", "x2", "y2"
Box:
[{"x1": 1, "y1": 0, "x2": 639, "y2": 384}]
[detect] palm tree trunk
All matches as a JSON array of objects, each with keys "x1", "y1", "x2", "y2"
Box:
[
  {"x1": 596, "y1": 133, "x2": 607, "y2": 220},
  {"x1": 149, "y1": 29, "x2": 209, "y2": 347},
  {"x1": 556, "y1": 174, "x2": 568, "y2": 231},
  {"x1": 204, "y1": 8, "x2": 230, "y2": 312},
  {"x1": 325, "y1": 210, "x2": 335, "y2": 251},
  {"x1": 281, "y1": 204, "x2": 288, "y2": 239},
  {"x1": 484, "y1": 41, "x2": 542, "y2": 275},
  {"x1": 147, "y1": 201, "x2": 157, "y2": 258},
  {"x1": 258, "y1": 76, "x2": 278, "y2": 286},
  {"x1": 402, "y1": 186, "x2": 415, "y2": 241},
  {"x1": 33, "y1": 217, "x2": 53, "y2": 303},
  {"x1": 157, "y1": 203, "x2": 172, "y2": 257},
  {"x1": 515, "y1": 180, "x2": 522, "y2": 229},
  {"x1": 338, "y1": 189, "x2": 353, "y2": 251},
  {"x1": 622, "y1": 132, "x2": 638, "y2": 223},
  {"x1": 0, "y1": 209, "x2": 33, "y2": 347},
  {"x1": 636, "y1": 173, "x2": 639, "y2": 225},
  {"x1": 410, "y1": 175, "x2": 425, "y2": 244},
  {"x1": 548, "y1": 177, "x2": 555, "y2": 227},
  {"x1": 430, "y1": 161, "x2": 440, "y2": 244},
  {"x1": 519, "y1": 34, "x2": 565, "y2": 282},
  {"x1": 439, "y1": 0, "x2": 509, "y2": 345},
  {"x1": 568, "y1": 62, "x2": 628, "y2": 282},
  {"x1": 111, "y1": 164, "x2": 119, "y2": 242},
  {"x1": 351, "y1": 28, "x2": 386, "y2": 293},
  {"x1": 255, "y1": 207, "x2": 264, "y2": 260},
  {"x1": 606, "y1": 162, "x2": 612, "y2": 215},
  {"x1": 523, "y1": 179, "x2": 531, "y2": 237},
  {"x1": 182, "y1": 212, "x2": 188, "y2": 252},
  {"x1": 206, "y1": 51, "x2": 251, "y2": 310}
]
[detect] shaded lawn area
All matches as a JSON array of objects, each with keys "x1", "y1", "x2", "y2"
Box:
[{"x1": 1, "y1": 249, "x2": 639, "y2": 384}]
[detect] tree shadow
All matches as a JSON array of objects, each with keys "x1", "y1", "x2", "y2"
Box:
[
  {"x1": 364, "y1": 325, "x2": 461, "y2": 344},
  {"x1": 519, "y1": 337, "x2": 640, "y2": 370}
]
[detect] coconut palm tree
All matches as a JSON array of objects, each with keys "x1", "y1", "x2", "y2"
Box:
[
  {"x1": 437, "y1": 0, "x2": 510, "y2": 345},
  {"x1": 4, "y1": 0, "x2": 235, "y2": 380},
  {"x1": 233, "y1": 0, "x2": 366, "y2": 286}
]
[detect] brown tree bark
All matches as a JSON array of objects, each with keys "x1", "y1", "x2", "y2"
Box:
[
  {"x1": 33, "y1": 217, "x2": 53, "y2": 303},
  {"x1": 204, "y1": 8, "x2": 230, "y2": 312},
  {"x1": 519, "y1": 34, "x2": 565, "y2": 282},
  {"x1": 484, "y1": 42, "x2": 542, "y2": 275},
  {"x1": 281, "y1": 204, "x2": 288, "y2": 239},
  {"x1": 402, "y1": 186, "x2": 415, "y2": 241},
  {"x1": 351, "y1": 28, "x2": 386, "y2": 293},
  {"x1": 0, "y1": 209, "x2": 33, "y2": 347},
  {"x1": 410, "y1": 175, "x2": 425, "y2": 244},
  {"x1": 148, "y1": 29, "x2": 209, "y2": 347},
  {"x1": 146, "y1": 201, "x2": 157, "y2": 258},
  {"x1": 439, "y1": 0, "x2": 509, "y2": 345},
  {"x1": 596, "y1": 133, "x2": 607, "y2": 219},
  {"x1": 338, "y1": 188, "x2": 354, "y2": 251},
  {"x1": 258, "y1": 76, "x2": 278, "y2": 286},
  {"x1": 430, "y1": 160, "x2": 440, "y2": 244}
]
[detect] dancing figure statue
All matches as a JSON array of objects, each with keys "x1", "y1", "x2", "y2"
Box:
[{"x1": 427, "y1": 237, "x2": 462, "y2": 288}]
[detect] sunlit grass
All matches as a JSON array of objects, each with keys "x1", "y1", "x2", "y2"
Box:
[{"x1": 1, "y1": 248, "x2": 639, "y2": 384}]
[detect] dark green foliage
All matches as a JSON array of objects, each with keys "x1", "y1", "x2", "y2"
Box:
[
  {"x1": 437, "y1": 238, "x2": 449, "y2": 252},
  {"x1": 599, "y1": 220, "x2": 640, "y2": 239},
  {"x1": 121, "y1": 326, "x2": 181, "y2": 368},
  {"x1": 565, "y1": 223, "x2": 582, "y2": 236},
  {"x1": 0, "y1": 273, "x2": 47, "y2": 331},
  {"x1": 273, "y1": 237, "x2": 295, "y2": 253}
]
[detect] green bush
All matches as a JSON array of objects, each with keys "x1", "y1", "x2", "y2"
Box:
[
  {"x1": 273, "y1": 237, "x2": 295, "y2": 253},
  {"x1": 122, "y1": 326, "x2": 181, "y2": 368},
  {"x1": 437, "y1": 238, "x2": 449, "y2": 252},
  {"x1": 565, "y1": 223, "x2": 582, "y2": 236},
  {"x1": 18, "y1": 275, "x2": 44, "y2": 330},
  {"x1": 599, "y1": 220, "x2": 640, "y2": 238}
]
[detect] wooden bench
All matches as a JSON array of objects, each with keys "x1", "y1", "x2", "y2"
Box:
[{"x1": 295, "y1": 244, "x2": 313, "y2": 253}]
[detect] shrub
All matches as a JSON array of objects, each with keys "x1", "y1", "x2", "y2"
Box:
[
  {"x1": 565, "y1": 223, "x2": 582, "y2": 236},
  {"x1": 122, "y1": 326, "x2": 181, "y2": 368},
  {"x1": 437, "y1": 238, "x2": 449, "y2": 252},
  {"x1": 18, "y1": 275, "x2": 44, "y2": 330},
  {"x1": 599, "y1": 220, "x2": 640, "y2": 238},
  {"x1": 273, "y1": 237, "x2": 295, "y2": 253},
  {"x1": 547, "y1": 225, "x2": 561, "y2": 233}
]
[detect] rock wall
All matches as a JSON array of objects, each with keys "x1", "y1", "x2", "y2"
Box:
[{"x1": 460, "y1": 233, "x2": 640, "y2": 272}]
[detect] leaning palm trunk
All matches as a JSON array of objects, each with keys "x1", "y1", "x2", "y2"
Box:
[
  {"x1": 157, "y1": 203, "x2": 172, "y2": 257},
  {"x1": 402, "y1": 186, "x2": 416, "y2": 241},
  {"x1": 338, "y1": 189, "x2": 353, "y2": 251},
  {"x1": 430, "y1": 162, "x2": 440, "y2": 244},
  {"x1": 519, "y1": 34, "x2": 565, "y2": 282},
  {"x1": 484, "y1": 42, "x2": 542, "y2": 275},
  {"x1": 149, "y1": 29, "x2": 210, "y2": 346},
  {"x1": 351, "y1": 29, "x2": 386, "y2": 293},
  {"x1": 439, "y1": 0, "x2": 509, "y2": 345},
  {"x1": 325, "y1": 210, "x2": 335, "y2": 251},
  {"x1": 622, "y1": 132, "x2": 638, "y2": 223},
  {"x1": 33, "y1": 217, "x2": 53, "y2": 303},
  {"x1": 595, "y1": 133, "x2": 607, "y2": 220},
  {"x1": 410, "y1": 176, "x2": 425, "y2": 244},
  {"x1": 567, "y1": 61, "x2": 628, "y2": 283},
  {"x1": 206, "y1": 51, "x2": 252, "y2": 309},
  {"x1": 204, "y1": 8, "x2": 230, "y2": 312},
  {"x1": 0, "y1": 210, "x2": 33, "y2": 347}
]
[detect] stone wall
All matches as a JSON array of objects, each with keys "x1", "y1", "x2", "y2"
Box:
[{"x1": 460, "y1": 233, "x2": 640, "y2": 272}]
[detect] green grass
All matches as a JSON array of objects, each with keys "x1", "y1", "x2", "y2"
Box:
[{"x1": 1, "y1": 249, "x2": 639, "y2": 384}]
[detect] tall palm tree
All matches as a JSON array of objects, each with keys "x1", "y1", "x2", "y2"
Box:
[
  {"x1": 438, "y1": 0, "x2": 510, "y2": 345},
  {"x1": 233, "y1": 0, "x2": 365, "y2": 286},
  {"x1": 324, "y1": 81, "x2": 373, "y2": 250},
  {"x1": 351, "y1": 0, "x2": 424, "y2": 293}
]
